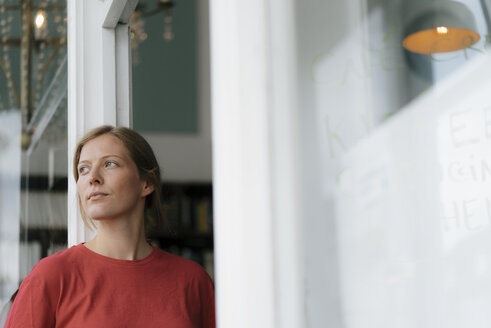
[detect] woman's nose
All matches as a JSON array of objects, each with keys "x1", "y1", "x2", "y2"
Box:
[{"x1": 89, "y1": 168, "x2": 103, "y2": 184}]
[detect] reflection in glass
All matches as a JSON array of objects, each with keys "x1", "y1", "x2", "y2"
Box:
[
  {"x1": 0, "y1": 0, "x2": 67, "y2": 309},
  {"x1": 402, "y1": 1, "x2": 480, "y2": 54},
  {"x1": 296, "y1": 0, "x2": 491, "y2": 326}
]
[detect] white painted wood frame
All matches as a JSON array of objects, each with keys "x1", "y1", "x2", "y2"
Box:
[
  {"x1": 210, "y1": 1, "x2": 305, "y2": 327},
  {"x1": 67, "y1": 0, "x2": 138, "y2": 247}
]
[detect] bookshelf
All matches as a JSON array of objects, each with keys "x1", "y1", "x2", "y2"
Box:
[{"x1": 149, "y1": 183, "x2": 214, "y2": 278}]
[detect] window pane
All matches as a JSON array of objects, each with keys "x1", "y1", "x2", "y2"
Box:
[
  {"x1": 296, "y1": 0, "x2": 491, "y2": 326},
  {"x1": 0, "y1": 0, "x2": 67, "y2": 310}
]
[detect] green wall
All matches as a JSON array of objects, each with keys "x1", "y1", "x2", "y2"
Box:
[{"x1": 132, "y1": 0, "x2": 198, "y2": 134}]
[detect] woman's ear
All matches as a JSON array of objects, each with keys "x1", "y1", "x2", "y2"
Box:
[{"x1": 141, "y1": 180, "x2": 155, "y2": 197}]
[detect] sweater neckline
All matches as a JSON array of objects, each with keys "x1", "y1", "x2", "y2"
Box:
[{"x1": 76, "y1": 242, "x2": 159, "y2": 266}]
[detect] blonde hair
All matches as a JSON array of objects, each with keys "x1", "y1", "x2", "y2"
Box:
[{"x1": 73, "y1": 125, "x2": 166, "y2": 233}]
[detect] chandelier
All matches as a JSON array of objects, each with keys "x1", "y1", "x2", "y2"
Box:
[
  {"x1": 0, "y1": 0, "x2": 66, "y2": 143},
  {"x1": 0, "y1": 0, "x2": 175, "y2": 149}
]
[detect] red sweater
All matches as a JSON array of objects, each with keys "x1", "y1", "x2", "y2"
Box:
[{"x1": 5, "y1": 244, "x2": 215, "y2": 328}]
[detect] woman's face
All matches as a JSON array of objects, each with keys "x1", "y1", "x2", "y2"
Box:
[{"x1": 76, "y1": 134, "x2": 154, "y2": 222}]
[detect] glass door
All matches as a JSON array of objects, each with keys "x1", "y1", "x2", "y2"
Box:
[{"x1": 0, "y1": 0, "x2": 67, "y2": 311}]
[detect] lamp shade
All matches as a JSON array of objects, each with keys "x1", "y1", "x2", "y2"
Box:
[{"x1": 403, "y1": 1, "x2": 479, "y2": 54}]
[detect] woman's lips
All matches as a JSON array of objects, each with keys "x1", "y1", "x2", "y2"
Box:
[{"x1": 88, "y1": 192, "x2": 108, "y2": 200}]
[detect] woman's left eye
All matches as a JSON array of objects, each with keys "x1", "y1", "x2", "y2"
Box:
[{"x1": 105, "y1": 161, "x2": 117, "y2": 168}]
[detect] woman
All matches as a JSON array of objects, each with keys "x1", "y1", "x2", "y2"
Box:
[{"x1": 5, "y1": 126, "x2": 215, "y2": 327}]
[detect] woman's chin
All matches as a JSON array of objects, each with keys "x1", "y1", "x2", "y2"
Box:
[
  {"x1": 90, "y1": 217, "x2": 104, "y2": 221},
  {"x1": 87, "y1": 213, "x2": 113, "y2": 221}
]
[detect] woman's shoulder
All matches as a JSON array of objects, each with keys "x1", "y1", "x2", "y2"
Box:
[
  {"x1": 153, "y1": 248, "x2": 212, "y2": 280},
  {"x1": 14, "y1": 245, "x2": 83, "y2": 298},
  {"x1": 30, "y1": 244, "x2": 84, "y2": 277}
]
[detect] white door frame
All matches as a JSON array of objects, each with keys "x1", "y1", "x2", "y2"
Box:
[
  {"x1": 210, "y1": 1, "x2": 305, "y2": 327},
  {"x1": 66, "y1": 0, "x2": 138, "y2": 246},
  {"x1": 67, "y1": 1, "x2": 306, "y2": 326}
]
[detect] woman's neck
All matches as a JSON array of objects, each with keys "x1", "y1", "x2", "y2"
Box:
[{"x1": 85, "y1": 218, "x2": 153, "y2": 260}]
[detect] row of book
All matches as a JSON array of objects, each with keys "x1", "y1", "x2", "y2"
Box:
[{"x1": 166, "y1": 195, "x2": 213, "y2": 235}]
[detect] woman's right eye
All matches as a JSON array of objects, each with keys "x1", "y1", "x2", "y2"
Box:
[{"x1": 79, "y1": 167, "x2": 89, "y2": 174}]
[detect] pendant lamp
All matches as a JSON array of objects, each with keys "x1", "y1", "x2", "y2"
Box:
[{"x1": 403, "y1": 1, "x2": 479, "y2": 54}]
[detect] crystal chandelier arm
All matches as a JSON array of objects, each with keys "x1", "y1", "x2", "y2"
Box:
[
  {"x1": 33, "y1": 43, "x2": 62, "y2": 106},
  {"x1": 0, "y1": 56, "x2": 20, "y2": 109},
  {"x1": 20, "y1": 0, "x2": 33, "y2": 128}
]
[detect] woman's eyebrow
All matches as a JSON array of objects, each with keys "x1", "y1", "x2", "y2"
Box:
[{"x1": 78, "y1": 155, "x2": 125, "y2": 164}]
